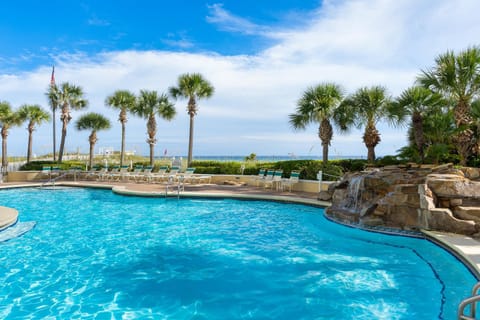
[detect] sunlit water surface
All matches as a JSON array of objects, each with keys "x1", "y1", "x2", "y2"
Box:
[{"x1": 0, "y1": 187, "x2": 476, "y2": 319}]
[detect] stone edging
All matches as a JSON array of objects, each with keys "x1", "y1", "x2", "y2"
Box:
[{"x1": 0, "y1": 206, "x2": 18, "y2": 231}]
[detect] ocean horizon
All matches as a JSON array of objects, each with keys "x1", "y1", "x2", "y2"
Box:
[{"x1": 154, "y1": 155, "x2": 366, "y2": 162}]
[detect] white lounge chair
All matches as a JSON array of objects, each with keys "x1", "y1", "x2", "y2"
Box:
[
  {"x1": 258, "y1": 169, "x2": 275, "y2": 188},
  {"x1": 282, "y1": 171, "x2": 300, "y2": 192},
  {"x1": 252, "y1": 168, "x2": 266, "y2": 186},
  {"x1": 264, "y1": 170, "x2": 283, "y2": 190}
]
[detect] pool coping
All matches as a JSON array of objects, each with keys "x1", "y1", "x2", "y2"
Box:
[{"x1": 1, "y1": 181, "x2": 480, "y2": 279}]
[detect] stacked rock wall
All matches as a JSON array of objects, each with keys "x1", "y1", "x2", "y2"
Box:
[{"x1": 325, "y1": 164, "x2": 480, "y2": 236}]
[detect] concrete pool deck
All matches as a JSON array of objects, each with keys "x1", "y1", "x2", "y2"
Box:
[{"x1": 1, "y1": 180, "x2": 480, "y2": 278}]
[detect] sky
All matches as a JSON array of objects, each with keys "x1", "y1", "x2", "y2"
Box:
[{"x1": 0, "y1": 0, "x2": 479, "y2": 159}]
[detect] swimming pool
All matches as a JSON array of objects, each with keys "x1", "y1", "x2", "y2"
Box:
[{"x1": 0, "y1": 187, "x2": 476, "y2": 319}]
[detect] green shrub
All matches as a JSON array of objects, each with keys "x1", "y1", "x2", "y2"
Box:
[{"x1": 20, "y1": 160, "x2": 87, "y2": 171}]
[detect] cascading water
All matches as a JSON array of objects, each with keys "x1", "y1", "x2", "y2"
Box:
[{"x1": 344, "y1": 175, "x2": 364, "y2": 213}]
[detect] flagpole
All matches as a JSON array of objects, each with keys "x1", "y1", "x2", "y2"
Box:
[{"x1": 50, "y1": 66, "x2": 57, "y2": 162}]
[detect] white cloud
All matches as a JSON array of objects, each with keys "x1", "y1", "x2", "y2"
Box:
[{"x1": 0, "y1": 0, "x2": 478, "y2": 159}]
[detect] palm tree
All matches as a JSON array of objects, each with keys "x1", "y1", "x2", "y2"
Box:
[
  {"x1": 133, "y1": 90, "x2": 176, "y2": 166},
  {"x1": 169, "y1": 73, "x2": 214, "y2": 165},
  {"x1": 105, "y1": 90, "x2": 136, "y2": 166},
  {"x1": 389, "y1": 86, "x2": 445, "y2": 163},
  {"x1": 336, "y1": 86, "x2": 393, "y2": 163},
  {"x1": 0, "y1": 101, "x2": 22, "y2": 171},
  {"x1": 46, "y1": 84, "x2": 59, "y2": 161},
  {"x1": 55, "y1": 82, "x2": 88, "y2": 163},
  {"x1": 75, "y1": 113, "x2": 111, "y2": 169},
  {"x1": 417, "y1": 46, "x2": 480, "y2": 166},
  {"x1": 471, "y1": 99, "x2": 480, "y2": 157},
  {"x1": 289, "y1": 83, "x2": 344, "y2": 163},
  {"x1": 17, "y1": 104, "x2": 51, "y2": 163}
]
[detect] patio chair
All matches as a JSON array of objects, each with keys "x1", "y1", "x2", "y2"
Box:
[
  {"x1": 252, "y1": 169, "x2": 266, "y2": 186},
  {"x1": 111, "y1": 165, "x2": 130, "y2": 182},
  {"x1": 180, "y1": 167, "x2": 195, "y2": 183},
  {"x1": 152, "y1": 165, "x2": 169, "y2": 183},
  {"x1": 258, "y1": 169, "x2": 275, "y2": 188},
  {"x1": 128, "y1": 165, "x2": 144, "y2": 182},
  {"x1": 263, "y1": 170, "x2": 283, "y2": 190},
  {"x1": 282, "y1": 171, "x2": 300, "y2": 192},
  {"x1": 140, "y1": 165, "x2": 155, "y2": 183}
]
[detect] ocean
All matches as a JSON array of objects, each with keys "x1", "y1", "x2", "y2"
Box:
[{"x1": 155, "y1": 155, "x2": 365, "y2": 162}]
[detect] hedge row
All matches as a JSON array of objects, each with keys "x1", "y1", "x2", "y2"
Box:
[{"x1": 20, "y1": 158, "x2": 377, "y2": 181}]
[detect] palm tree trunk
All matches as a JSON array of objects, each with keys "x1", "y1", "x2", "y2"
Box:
[
  {"x1": 1, "y1": 127, "x2": 7, "y2": 171},
  {"x1": 88, "y1": 131, "x2": 97, "y2": 169},
  {"x1": 58, "y1": 120, "x2": 67, "y2": 163},
  {"x1": 363, "y1": 123, "x2": 381, "y2": 163},
  {"x1": 319, "y1": 119, "x2": 333, "y2": 164},
  {"x1": 188, "y1": 114, "x2": 194, "y2": 165},
  {"x1": 120, "y1": 122, "x2": 126, "y2": 167},
  {"x1": 367, "y1": 146, "x2": 376, "y2": 163},
  {"x1": 147, "y1": 114, "x2": 157, "y2": 166},
  {"x1": 27, "y1": 125, "x2": 33, "y2": 163},
  {"x1": 412, "y1": 112, "x2": 425, "y2": 163},
  {"x1": 454, "y1": 100, "x2": 474, "y2": 166}
]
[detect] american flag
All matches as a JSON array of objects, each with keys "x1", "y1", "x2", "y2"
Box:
[{"x1": 50, "y1": 66, "x2": 55, "y2": 87}]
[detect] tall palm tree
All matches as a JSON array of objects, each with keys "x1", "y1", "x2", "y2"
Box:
[
  {"x1": 336, "y1": 86, "x2": 393, "y2": 163},
  {"x1": 417, "y1": 46, "x2": 480, "y2": 166},
  {"x1": 105, "y1": 90, "x2": 136, "y2": 166},
  {"x1": 133, "y1": 90, "x2": 176, "y2": 166},
  {"x1": 169, "y1": 73, "x2": 214, "y2": 165},
  {"x1": 55, "y1": 82, "x2": 88, "y2": 163},
  {"x1": 17, "y1": 104, "x2": 51, "y2": 163},
  {"x1": 389, "y1": 86, "x2": 445, "y2": 163},
  {"x1": 75, "y1": 113, "x2": 111, "y2": 169},
  {"x1": 0, "y1": 101, "x2": 22, "y2": 171},
  {"x1": 46, "y1": 84, "x2": 59, "y2": 161},
  {"x1": 289, "y1": 83, "x2": 344, "y2": 163}
]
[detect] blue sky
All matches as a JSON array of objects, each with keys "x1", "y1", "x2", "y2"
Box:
[{"x1": 0, "y1": 0, "x2": 479, "y2": 159}]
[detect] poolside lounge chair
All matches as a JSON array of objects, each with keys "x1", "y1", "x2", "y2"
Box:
[
  {"x1": 104, "y1": 165, "x2": 120, "y2": 181},
  {"x1": 152, "y1": 165, "x2": 169, "y2": 183},
  {"x1": 252, "y1": 169, "x2": 266, "y2": 186},
  {"x1": 263, "y1": 170, "x2": 283, "y2": 190},
  {"x1": 40, "y1": 166, "x2": 51, "y2": 179},
  {"x1": 282, "y1": 171, "x2": 300, "y2": 192},
  {"x1": 181, "y1": 167, "x2": 196, "y2": 183},
  {"x1": 140, "y1": 165, "x2": 154, "y2": 183},
  {"x1": 110, "y1": 165, "x2": 130, "y2": 182},
  {"x1": 258, "y1": 169, "x2": 275, "y2": 188},
  {"x1": 128, "y1": 165, "x2": 144, "y2": 182}
]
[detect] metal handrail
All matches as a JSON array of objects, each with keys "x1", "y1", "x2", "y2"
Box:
[
  {"x1": 458, "y1": 281, "x2": 480, "y2": 319},
  {"x1": 41, "y1": 172, "x2": 69, "y2": 187}
]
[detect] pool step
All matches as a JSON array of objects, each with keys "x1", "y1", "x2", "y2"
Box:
[{"x1": 0, "y1": 221, "x2": 36, "y2": 242}]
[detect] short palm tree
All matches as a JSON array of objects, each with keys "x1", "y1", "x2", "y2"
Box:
[
  {"x1": 417, "y1": 46, "x2": 480, "y2": 166},
  {"x1": 0, "y1": 101, "x2": 22, "y2": 171},
  {"x1": 133, "y1": 90, "x2": 176, "y2": 166},
  {"x1": 389, "y1": 86, "x2": 444, "y2": 163},
  {"x1": 17, "y1": 104, "x2": 51, "y2": 163},
  {"x1": 55, "y1": 82, "x2": 88, "y2": 163},
  {"x1": 289, "y1": 83, "x2": 344, "y2": 163},
  {"x1": 336, "y1": 86, "x2": 393, "y2": 163},
  {"x1": 75, "y1": 113, "x2": 111, "y2": 169},
  {"x1": 46, "y1": 84, "x2": 59, "y2": 161},
  {"x1": 169, "y1": 73, "x2": 214, "y2": 165},
  {"x1": 105, "y1": 90, "x2": 136, "y2": 166}
]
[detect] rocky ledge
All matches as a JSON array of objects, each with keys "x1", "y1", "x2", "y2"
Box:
[{"x1": 324, "y1": 164, "x2": 480, "y2": 236}]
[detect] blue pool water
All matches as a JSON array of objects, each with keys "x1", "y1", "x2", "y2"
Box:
[{"x1": 0, "y1": 187, "x2": 476, "y2": 319}]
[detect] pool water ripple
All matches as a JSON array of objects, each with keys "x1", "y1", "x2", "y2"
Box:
[{"x1": 0, "y1": 187, "x2": 476, "y2": 319}]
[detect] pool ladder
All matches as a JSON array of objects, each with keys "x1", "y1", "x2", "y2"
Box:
[
  {"x1": 165, "y1": 175, "x2": 184, "y2": 199},
  {"x1": 41, "y1": 172, "x2": 69, "y2": 188},
  {"x1": 458, "y1": 282, "x2": 480, "y2": 319}
]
